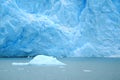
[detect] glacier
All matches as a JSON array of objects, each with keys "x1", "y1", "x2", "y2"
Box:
[{"x1": 0, "y1": 0, "x2": 120, "y2": 57}]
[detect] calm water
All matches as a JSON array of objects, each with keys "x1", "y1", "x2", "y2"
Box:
[{"x1": 0, "y1": 58, "x2": 120, "y2": 80}]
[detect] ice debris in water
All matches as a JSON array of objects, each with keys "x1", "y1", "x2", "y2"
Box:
[
  {"x1": 83, "y1": 69, "x2": 92, "y2": 72},
  {"x1": 12, "y1": 55, "x2": 66, "y2": 66}
]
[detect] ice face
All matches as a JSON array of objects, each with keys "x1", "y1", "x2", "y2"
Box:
[{"x1": 0, "y1": 0, "x2": 120, "y2": 57}]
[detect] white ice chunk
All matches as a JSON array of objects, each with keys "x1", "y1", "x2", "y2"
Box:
[
  {"x1": 12, "y1": 62, "x2": 29, "y2": 66},
  {"x1": 83, "y1": 69, "x2": 92, "y2": 72},
  {"x1": 12, "y1": 55, "x2": 66, "y2": 66},
  {"x1": 29, "y1": 55, "x2": 66, "y2": 65}
]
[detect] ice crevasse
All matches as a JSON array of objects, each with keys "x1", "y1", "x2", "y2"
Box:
[{"x1": 0, "y1": 0, "x2": 120, "y2": 57}]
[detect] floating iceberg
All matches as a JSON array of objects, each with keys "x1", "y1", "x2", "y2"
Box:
[
  {"x1": 12, "y1": 55, "x2": 65, "y2": 66},
  {"x1": 29, "y1": 55, "x2": 65, "y2": 65}
]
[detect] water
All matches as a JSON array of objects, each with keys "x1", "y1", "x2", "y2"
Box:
[{"x1": 0, "y1": 58, "x2": 120, "y2": 80}]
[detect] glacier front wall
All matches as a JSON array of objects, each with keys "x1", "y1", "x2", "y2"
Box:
[{"x1": 0, "y1": 0, "x2": 120, "y2": 57}]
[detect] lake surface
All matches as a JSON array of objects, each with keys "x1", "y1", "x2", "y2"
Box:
[{"x1": 0, "y1": 58, "x2": 120, "y2": 80}]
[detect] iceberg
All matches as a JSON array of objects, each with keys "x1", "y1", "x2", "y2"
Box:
[
  {"x1": 0, "y1": 0, "x2": 120, "y2": 57},
  {"x1": 29, "y1": 55, "x2": 65, "y2": 65},
  {"x1": 12, "y1": 55, "x2": 65, "y2": 66}
]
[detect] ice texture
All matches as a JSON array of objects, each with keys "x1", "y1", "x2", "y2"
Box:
[
  {"x1": 12, "y1": 55, "x2": 65, "y2": 65},
  {"x1": 0, "y1": 0, "x2": 120, "y2": 57},
  {"x1": 29, "y1": 55, "x2": 65, "y2": 65}
]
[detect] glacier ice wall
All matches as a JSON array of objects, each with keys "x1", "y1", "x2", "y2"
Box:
[{"x1": 0, "y1": 0, "x2": 120, "y2": 57}]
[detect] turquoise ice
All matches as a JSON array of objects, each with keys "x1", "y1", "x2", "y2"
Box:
[{"x1": 0, "y1": 0, "x2": 120, "y2": 57}]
